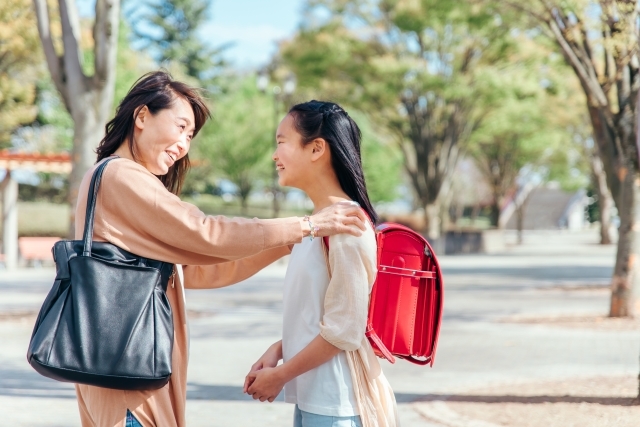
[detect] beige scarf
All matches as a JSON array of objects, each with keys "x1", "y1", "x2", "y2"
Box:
[{"x1": 322, "y1": 239, "x2": 400, "y2": 427}]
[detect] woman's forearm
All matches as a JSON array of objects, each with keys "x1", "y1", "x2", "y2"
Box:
[
  {"x1": 276, "y1": 335, "x2": 341, "y2": 383},
  {"x1": 183, "y1": 246, "x2": 291, "y2": 289}
]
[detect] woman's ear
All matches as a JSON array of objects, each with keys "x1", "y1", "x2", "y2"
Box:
[
  {"x1": 309, "y1": 138, "x2": 328, "y2": 162},
  {"x1": 134, "y1": 105, "x2": 149, "y2": 130}
]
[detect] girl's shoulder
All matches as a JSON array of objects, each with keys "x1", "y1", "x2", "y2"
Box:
[{"x1": 327, "y1": 220, "x2": 377, "y2": 261}]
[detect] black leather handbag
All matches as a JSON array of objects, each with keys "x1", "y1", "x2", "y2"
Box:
[{"x1": 27, "y1": 157, "x2": 175, "y2": 390}]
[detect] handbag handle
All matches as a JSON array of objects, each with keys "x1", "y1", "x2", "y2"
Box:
[{"x1": 82, "y1": 157, "x2": 116, "y2": 256}]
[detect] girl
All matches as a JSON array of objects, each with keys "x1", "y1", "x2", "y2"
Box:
[{"x1": 244, "y1": 101, "x2": 399, "y2": 427}]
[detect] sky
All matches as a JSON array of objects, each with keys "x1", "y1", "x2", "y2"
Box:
[
  {"x1": 203, "y1": 0, "x2": 306, "y2": 68},
  {"x1": 78, "y1": 0, "x2": 306, "y2": 69}
]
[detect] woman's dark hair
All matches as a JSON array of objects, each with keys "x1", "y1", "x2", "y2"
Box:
[
  {"x1": 96, "y1": 71, "x2": 211, "y2": 195},
  {"x1": 288, "y1": 100, "x2": 378, "y2": 224}
]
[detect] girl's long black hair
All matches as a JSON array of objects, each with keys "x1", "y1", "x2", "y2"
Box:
[{"x1": 288, "y1": 100, "x2": 378, "y2": 225}]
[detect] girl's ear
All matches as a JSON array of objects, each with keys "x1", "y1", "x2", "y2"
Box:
[
  {"x1": 309, "y1": 138, "x2": 327, "y2": 162},
  {"x1": 134, "y1": 105, "x2": 149, "y2": 130}
]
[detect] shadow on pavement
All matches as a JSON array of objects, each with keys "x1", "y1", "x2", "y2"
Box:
[
  {"x1": 187, "y1": 383, "x2": 284, "y2": 401},
  {"x1": 0, "y1": 367, "x2": 76, "y2": 398},
  {"x1": 0, "y1": 370, "x2": 634, "y2": 408},
  {"x1": 395, "y1": 392, "x2": 637, "y2": 406},
  {"x1": 0, "y1": 370, "x2": 284, "y2": 403}
]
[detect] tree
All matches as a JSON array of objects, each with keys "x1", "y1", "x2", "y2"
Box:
[
  {"x1": 0, "y1": 0, "x2": 41, "y2": 147},
  {"x1": 134, "y1": 0, "x2": 225, "y2": 87},
  {"x1": 470, "y1": 36, "x2": 591, "y2": 229},
  {"x1": 468, "y1": 74, "x2": 549, "y2": 227},
  {"x1": 195, "y1": 77, "x2": 273, "y2": 214},
  {"x1": 346, "y1": 111, "x2": 402, "y2": 204},
  {"x1": 283, "y1": 0, "x2": 518, "y2": 239},
  {"x1": 113, "y1": 20, "x2": 156, "y2": 110},
  {"x1": 494, "y1": 0, "x2": 639, "y2": 317},
  {"x1": 33, "y1": 0, "x2": 120, "y2": 235}
]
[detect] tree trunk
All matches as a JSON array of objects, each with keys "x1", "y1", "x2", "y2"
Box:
[
  {"x1": 590, "y1": 153, "x2": 614, "y2": 245},
  {"x1": 489, "y1": 200, "x2": 500, "y2": 228},
  {"x1": 240, "y1": 196, "x2": 248, "y2": 216},
  {"x1": 515, "y1": 194, "x2": 530, "y2": 245},
  {"x1": 609, "y1": 163, "x2": 640, "y2": 318},
  {"x1": 34, "y1": 0, "x2": 120, "y2": 237},
  {"x1": 424, "y1": 202, "x2": 441, "y2": 241},
  {"x1": 67, "y1": 92, "x2": 113, "y2": 237}
]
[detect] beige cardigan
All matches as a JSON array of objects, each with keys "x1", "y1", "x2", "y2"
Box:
[
  {"x1": 74, "y1": 157, "x2": 302, "y2": 427},
  {"x1": 321, "y1": 225, "x2": 399, "y2": 427}
]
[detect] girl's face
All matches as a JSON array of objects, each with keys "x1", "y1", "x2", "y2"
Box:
[
  {"x1": 133, "y1": 96, "x2": 195, "y2": 175},
  {"x1": 272, "y1": 113, "x2": 318, "y2": 189}
]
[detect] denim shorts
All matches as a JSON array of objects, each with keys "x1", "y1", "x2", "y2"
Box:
[
  {"x1": 293, "y1": 405, "x2": 363, "y2": 427},
  {"x1": 126, "y1": 410, "x2": 143, "y2": 427}
]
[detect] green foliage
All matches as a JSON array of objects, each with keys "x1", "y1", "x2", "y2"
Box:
[
  {"x1": 0, "y1": 0, "x2": 41, "y2": 147},
  {"x1": 193, "y1": 77, "x2": 274, "y2": 206},
  {"x1": 32, "y1": 77, "x2": 74, "y2": 151},
  {"x1": 113, "y1": 20, "x2": 156, "y2": 110},
  {"x1": 285, "y1": 0, "x2": 591, "y2": 226},
  {"x1": 283, "y1": 0, "x2": 524, "y2": 219},
  {"x1": 349, "y1": 110, "x2": 402, "y2": 203},
  {"x1": 134, "y1": 0, "x2": 225, "y2": 87}
]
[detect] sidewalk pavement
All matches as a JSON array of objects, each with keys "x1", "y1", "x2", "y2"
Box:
[{"x1": 0, "y1": 230, "x2": 636, "y2": 426}]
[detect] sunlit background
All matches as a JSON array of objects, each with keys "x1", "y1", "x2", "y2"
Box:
[{"x1": 1, "y1": 0, "x2": 639, "y2": 425}]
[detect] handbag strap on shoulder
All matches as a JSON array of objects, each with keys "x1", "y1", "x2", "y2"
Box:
[{"x1": 82, "y1": 157, "x2": 116, "y2": 256}]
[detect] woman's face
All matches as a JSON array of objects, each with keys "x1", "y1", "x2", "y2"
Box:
[
  {"x1": 272, "y1": 114, "x2": 316, "y2": 189},
  {"x1": 133, "y1": 96, "x2": 195, "y2": 175}
]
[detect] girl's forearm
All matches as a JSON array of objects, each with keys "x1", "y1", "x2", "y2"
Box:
[
  {"x1": 271, "y1": 340, "x2": 283, "y2": 360},
  {"x1": 276, "y1": 335, "x2": 341, "y2": 383}
]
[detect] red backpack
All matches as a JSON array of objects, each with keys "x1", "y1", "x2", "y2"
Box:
[{"x1": 324, "y1": 222, "x2": 444, "y2": 366}]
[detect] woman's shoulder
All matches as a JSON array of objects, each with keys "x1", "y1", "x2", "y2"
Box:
[
  {"x1": 99, "y1": 157, "x2": 167, "y2": 190},
  {"x1": 82, "y1": 156, "x2": 151, "y2": 182},
  {"x1": 81, "y1": 157, "x2": 178, "y2": 206}
]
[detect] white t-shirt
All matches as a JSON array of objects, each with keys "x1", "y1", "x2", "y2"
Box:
[{"x1": 282, "y1": 236, "x2": 359, "y2": 417}]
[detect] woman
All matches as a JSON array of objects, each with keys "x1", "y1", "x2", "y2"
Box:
[
  {"x1": 244, "y1": 101, "x2": 398, "y2": 427},
  {"x1": 73, "y1": 72, "x2": 366, "y2": 427}
]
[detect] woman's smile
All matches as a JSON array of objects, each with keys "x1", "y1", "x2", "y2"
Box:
[{"x1": 165, "y1": 150, "x2": 178, "y2": 165}]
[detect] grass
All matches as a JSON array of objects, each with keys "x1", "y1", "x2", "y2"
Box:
[{"x1": 0, "y1": 202, "x2": 70, "y2": 237}]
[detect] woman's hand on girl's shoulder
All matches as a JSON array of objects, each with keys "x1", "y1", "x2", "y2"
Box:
[{"x1": 309, "y1": 202, "x2": 366, "y2": 238}]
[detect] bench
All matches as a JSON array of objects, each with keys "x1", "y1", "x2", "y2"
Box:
[{"x1": 18, "y1": 237, "x2": 59, "y2": 267}]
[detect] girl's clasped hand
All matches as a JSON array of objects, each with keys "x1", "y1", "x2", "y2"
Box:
[{"x1": 243, "y1": 341, "x2": 283, "y2": 402}]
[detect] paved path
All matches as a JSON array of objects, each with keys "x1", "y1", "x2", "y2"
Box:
[{"x1": 0, "y1": 230, "x2": 635, "y2": 426}]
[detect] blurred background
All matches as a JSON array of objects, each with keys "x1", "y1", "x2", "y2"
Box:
[{"x1": 1, "y1": 0, "x2": 639, "y2": 426}]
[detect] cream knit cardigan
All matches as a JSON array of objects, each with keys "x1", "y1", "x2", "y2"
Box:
[{"x1": 320, "y1": 227, "x2": 399, "y2": 427}]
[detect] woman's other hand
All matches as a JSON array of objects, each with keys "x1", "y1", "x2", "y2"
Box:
[
  {"x1": 243, "y1": 341, "x2": 282, "y2": 394},
  {"x1": 246, "y1": 367, "x2": 287, "y2": 402},
  {"x1": 308, "y1": 201, "x2": 367, "y2": 238}
]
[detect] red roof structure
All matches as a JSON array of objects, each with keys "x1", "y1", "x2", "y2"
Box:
[{"x1": 0, "y1": 150, "x2": 72, "y2": 173}]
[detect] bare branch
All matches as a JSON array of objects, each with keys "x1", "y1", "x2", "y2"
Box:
[
  {"x1": 546, "y1": 17, "x2": 609, "y2": 107},
  {"x1": 93, "y1": 0, "x2": 120, "y2": 87},
  {"x1": 494, "y1": 0, "x2": 548, "y2": 22},
  {"x1": 58, "y1": 0, "x2": 87, "y2": 97},
  {"x1": 32, "y1": 0, "x2": 68, "y2": 105}
]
